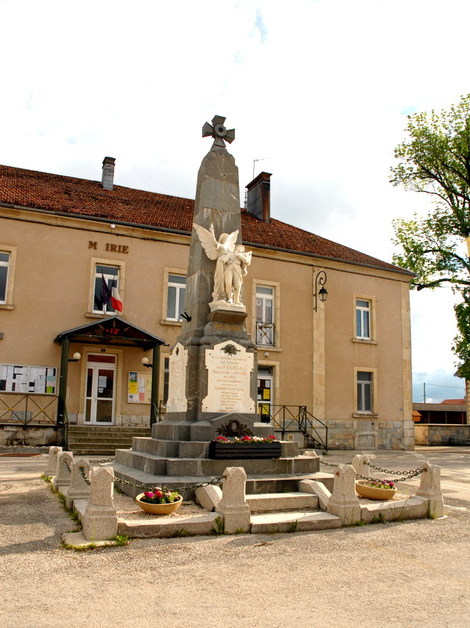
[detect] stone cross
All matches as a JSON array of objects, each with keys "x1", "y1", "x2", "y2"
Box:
[{"x1": 202, "y1": 115, "x2": 235, "y2": 148}]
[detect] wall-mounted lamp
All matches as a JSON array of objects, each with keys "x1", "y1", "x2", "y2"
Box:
[
  {"x1": 313, "y1": 270, "x2": 328, "y2": 312},
  {"x1": 68, "y1": 352, "x2": 81, "y2": 363},
  {"x1": 142, "y1": 357, "x2": 153, "y2": 368}
]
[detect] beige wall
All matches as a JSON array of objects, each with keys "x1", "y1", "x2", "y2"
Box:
[{"x1": 0, "y1": 207, "x2": 414, "y2": 447}]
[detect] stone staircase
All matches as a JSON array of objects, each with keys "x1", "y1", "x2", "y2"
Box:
[
  {"x1": 67, "y1": 425, "x2": 151, "y2": 455},
  {"x1": 246, "y1": 491, "x2": 340, "y2": 533}
]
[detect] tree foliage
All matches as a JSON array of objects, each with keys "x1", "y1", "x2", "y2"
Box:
[{"x1": 391, "y1": 94, "x2": 470, "y2": 379}]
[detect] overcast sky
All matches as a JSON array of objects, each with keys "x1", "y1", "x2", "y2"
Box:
[{"x1": 1, "y1": 0, "x2": 468, "y2": 401}]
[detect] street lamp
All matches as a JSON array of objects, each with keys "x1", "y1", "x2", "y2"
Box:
[{"x1": 313, "y1": 270, "x2": 328, "y2": 312}]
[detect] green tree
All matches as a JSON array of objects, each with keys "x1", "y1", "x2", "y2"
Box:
[{"x1": 391, "y1": 94, "x2": 470, "y2": 379}]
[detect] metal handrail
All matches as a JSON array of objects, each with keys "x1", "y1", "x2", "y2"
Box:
[
  {"x1": 258, "y1": 404, "x2": 328, "y2": 451},
  {"x1": 0, "y1": 393, "x2": 58, "y2": 427}
]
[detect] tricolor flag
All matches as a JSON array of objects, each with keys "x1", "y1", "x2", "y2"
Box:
[{"x1": 101, "y1": 275, "x2": 123, "y2": 312}]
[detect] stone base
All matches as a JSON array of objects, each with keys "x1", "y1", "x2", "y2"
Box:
[{"x1": 153, "y1": 412, "x2": 273, "y2": 442}]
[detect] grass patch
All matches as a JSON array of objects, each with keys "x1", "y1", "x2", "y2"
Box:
[{"x1": 211, "y1": 516, "x2": 224, "y2": 535}]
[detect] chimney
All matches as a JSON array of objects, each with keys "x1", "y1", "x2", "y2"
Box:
[
  {"x1": 101, "y1": 156, "x2": 116, "y2": 190},
  {"x1": 245, "y1": 171, "x2": 271, "y2": 222}
]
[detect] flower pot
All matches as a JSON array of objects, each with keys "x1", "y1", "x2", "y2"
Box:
[
  {"x1": 208, "y1": 441, "x2": 282, "y2": 459},
  {"x1": 355, "y1": 481, "x2": 397, "y2": 500},
  {"x1": 135, "y1": 494, "x2": 183, "y2": 515}
]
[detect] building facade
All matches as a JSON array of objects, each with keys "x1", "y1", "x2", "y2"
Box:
[{"x1": 0, "y1": 161, "x2": 415, "y2": 449}]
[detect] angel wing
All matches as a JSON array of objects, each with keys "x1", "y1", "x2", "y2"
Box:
[
  {"x1": 193, "y1": 223, "x2": 219, "y2": 260},
  {"x1": 224, "y1": 230, "x2": 239, "y2": 253}
]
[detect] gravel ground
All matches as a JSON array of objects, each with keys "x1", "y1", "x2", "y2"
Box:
[{"x1": 1, "y1": 454, "x2": 470, "y2": 628}]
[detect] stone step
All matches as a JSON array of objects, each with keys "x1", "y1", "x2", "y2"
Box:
[
  {"x1": 250, "y1": 511, "x2": 341, "y2": 534},
  {"x1": 246, "y1": 492, "x2": 318, "y2": 513}
]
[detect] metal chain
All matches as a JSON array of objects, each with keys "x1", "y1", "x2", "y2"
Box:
[
  {"x1": 88, "y1": 457, "x2": 115, "y2": 464},
  {"x1": 367, "y1": 462, "x2": 422, "y2": 476},
  {"x1": 79, "y1": 466, "x2": 91, "y2": 486},
  {"x1": 113, "y1": 474, "x2": 223, "y2": 493},
  {"x1": 320, "y1": 458, "x2": 423, "y2": 483}
]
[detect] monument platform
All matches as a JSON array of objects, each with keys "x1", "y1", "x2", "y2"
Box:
[{"x1": 113, "y1": 437, "x2": 322, "y2": 499}]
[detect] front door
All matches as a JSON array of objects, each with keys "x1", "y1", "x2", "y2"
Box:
[
  {"x1": 257, "y1": 366, "x2": 273, "y2": 423},
  {"x1": 84, "y1": 354, "x2": 116, "y2": 424}
]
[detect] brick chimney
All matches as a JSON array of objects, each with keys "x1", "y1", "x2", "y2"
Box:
[
  {"x1": 245, "y1": 171, "x2": 271, "y2": 222},
  {"x1": 101, "y1": 156, "x2": 116, "y2": 190}
]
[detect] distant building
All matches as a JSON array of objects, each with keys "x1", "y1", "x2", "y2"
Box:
[{"x1": 0, "y1": 160, "x2": 415, "y2": 450}]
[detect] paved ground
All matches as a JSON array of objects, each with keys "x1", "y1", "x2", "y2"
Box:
[{"x1": 1, "y1": 447, "x2": 469, "y2": 627}]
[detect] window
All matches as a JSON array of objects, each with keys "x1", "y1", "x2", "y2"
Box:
[
  {"x1": 357, "y1": 371, "x2": 373, "y2": 413},
  {"x1": 356, "y1": 299, "x2": 371, "y2": 339},
  {"x1": 167, "y1": 274, "x2": 186, "y2": 321},
  {"x1": 256, "y1": 285, "x2": 275, "y2": 345},
  {"x1": 0, "y1": 252, "x2": 9, "y2": 304},
  {"x1": 92, "y1": 264, "x2": 120, "y2": 314}
]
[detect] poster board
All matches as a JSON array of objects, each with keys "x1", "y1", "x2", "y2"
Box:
[
  {"x1": 0, "y1": 364, "x2": 57, "y2": 394},
  {"x1": 128, "y1": 371, "x2": 152, "y2": 404}
]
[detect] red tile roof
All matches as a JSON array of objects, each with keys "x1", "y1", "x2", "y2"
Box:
[
  {"x1": 441, "y1": 399, "x2": 466, "y2": 405},
  {"x1": 0, "y1": 164, "x2": 408, "y2": 274}
]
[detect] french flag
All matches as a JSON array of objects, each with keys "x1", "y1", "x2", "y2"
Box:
[{"x1": 101, "y1": 276, "x2": 123, "y2": 312}]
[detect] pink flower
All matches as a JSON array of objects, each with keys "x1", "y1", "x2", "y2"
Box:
[
  {"x1": 154, "y1": 490, "x2": 163, "y2": 498},
  {"x1": 144, "y1": 491, "x2": 154, "y2": 499}
]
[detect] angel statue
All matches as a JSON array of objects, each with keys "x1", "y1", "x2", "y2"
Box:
[{"x1": 193, "y1": 223, "x2": 252, "y2": 305}]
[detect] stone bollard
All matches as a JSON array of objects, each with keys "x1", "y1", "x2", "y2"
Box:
[
  {"x1": 52, "y1": 451, "x2": 73, "y2": 493},
  {"x1": 416, "y1": 462, "x2": 444, "y2": 518},
  {"x1": 216, "y1": 467, "x2": 251, "y2": 534},
  {"x1": 66, "y1": 458, "x2": 91, "y2": 510},
  {"x1": 351, "y1": 454, "x2": 370, "y2": 478},
  {"x1": 195, "y1": 484, "x2": 222, "y2": 511},
  {"x1": 326, "y1": 464, "x2": 361, "y2": 525},
  {"x1": 82, "y1": 467, "x2": 118, "y2": 541},
  {"x1": 46, "y1": 446, "x2": 63, "y2": 476}
]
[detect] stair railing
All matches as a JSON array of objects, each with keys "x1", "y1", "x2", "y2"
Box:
[{"x1": 259, "y1": 404, "x2": 328, "y2": 451}]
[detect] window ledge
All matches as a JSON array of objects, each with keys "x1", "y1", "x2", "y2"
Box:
[
  {"x1": 85, "y1": 312, "x2": 122, "y2": 319},
  {"x1": 0, "y1": 303, "x2": 14, "y2": 310},
  {"x1": 352, "y1": 412, "x2": 378, "y2": 419},
  {"x1": 160, "y1": 319, "x2": 183, "y2": 326},
  {"x1": 352, "y1": 338, "x2": 377, "y2": 345},
  {"x1": 256, "y1": 346, "x2": 282, "y2": 352}
]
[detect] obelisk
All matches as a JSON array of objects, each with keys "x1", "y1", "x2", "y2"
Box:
[{"x1": 155, "y1": 116, "x2": 261, "y2": 442}]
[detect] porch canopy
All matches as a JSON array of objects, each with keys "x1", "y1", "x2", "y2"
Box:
[{"x1": 55, "y1": 316, "x2": 167, "y2": 426}]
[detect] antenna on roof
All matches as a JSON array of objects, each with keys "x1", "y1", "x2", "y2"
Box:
[{"x1": 252, "y1": 157, "x2": 271, "y2": 179}]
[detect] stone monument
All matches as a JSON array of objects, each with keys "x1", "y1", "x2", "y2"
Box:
[
  {"x1": 114, "y1": 116, "x2": 320, "y2": 495},
  {"x1": 155, "y1": 115, "x2": 268, "y2": 442}
]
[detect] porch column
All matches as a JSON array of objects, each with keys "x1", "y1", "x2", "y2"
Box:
[
  {"x1": 150, "y1": 344, "x2": 161, "y2": 426},
  {"x1": 57, "y1": 337, "x2": 69, "y2": 426}
]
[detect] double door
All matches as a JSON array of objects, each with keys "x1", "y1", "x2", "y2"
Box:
[{"x1": 84, "y1": 354, "x2": 116, "y2": 424}]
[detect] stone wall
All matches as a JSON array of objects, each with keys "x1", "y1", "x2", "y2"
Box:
[
  {"x1": 415, "y1": 424, "x2": 470, "y2": 446},
  {"x1": 0, "y1": 426, "x2": 62, "y2": 447},
  {"x1": 325, "y1": 419, "x2": 415, "y2": 450}
]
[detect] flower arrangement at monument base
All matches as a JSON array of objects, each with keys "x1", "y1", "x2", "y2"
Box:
[
  {"x1": 135, "y1": 487, "x2": 183, "y2": 515},
  {"x1": 355, "y1": 478, "x2": 397, "y2": 500},
  {"x1": 208, "y1": 434, "x2": 282, "y2": 460}
]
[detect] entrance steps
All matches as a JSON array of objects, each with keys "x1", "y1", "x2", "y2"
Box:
[
  {"x1": 250, "y1": 510, "x2": 341, "y2": 533},
  {"x1": 68, "y1": 426, "x2": 151, "y2": 456}
]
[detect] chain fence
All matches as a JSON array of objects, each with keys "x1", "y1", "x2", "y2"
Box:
[{"x1": 319, "y1": 457, "x2": 423, "y2": 483}]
